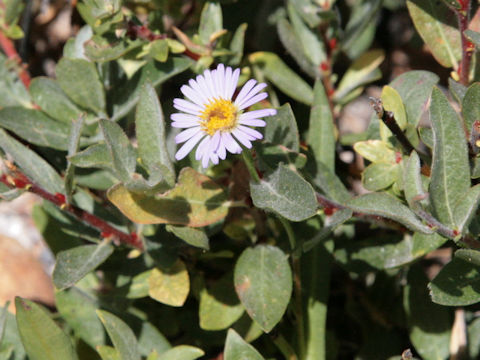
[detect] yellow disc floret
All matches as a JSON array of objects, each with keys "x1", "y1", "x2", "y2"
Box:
[{"x1": 200, "y1": 98, "x2": 238, "y2": 136}]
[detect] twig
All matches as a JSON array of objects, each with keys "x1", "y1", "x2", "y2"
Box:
[
  {"x1": 0, "y1": 167, "x2": 143, "y2": 250},
  {"x1": 455, "y1": 0, "x2": 473, "y2": 86}
]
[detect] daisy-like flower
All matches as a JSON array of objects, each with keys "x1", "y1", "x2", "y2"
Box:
[{"x1": 171, "y1": 64, "x2": 277, "y2": 168}]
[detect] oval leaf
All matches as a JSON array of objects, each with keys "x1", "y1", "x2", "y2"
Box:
[
  {"x1": 224, "y1": 329, "x2": 265, "y2": 360},
  {"x1": 346, "y1": 192, "x2": 433, "y2": 234},
  {"x1": 462, "y1": 82, "x2": 480, "y2": 133},
  {"x1": 429, "y1": 87, "x2": 470, "y2": 227},
  {"x1": 148, "y1": 260, "x2": 190, "y2": 307},
  {"x1": 234, "y1": 245, "x2": 292, "y2": 333},
  {"x1": 166, "y1": 225, "x2": 209, "y2": 250},
  {"x1": 15, "y1": 297, "x2": 78, "y2": 360},
  {"x1": 108, "y1": 167, "x2": 229, "y2": 226},
  {"x1": 53, "y1": 242, "x2": 114, "y2": 290},
  {"x1": 97, "y1": 310, "x2": 141, "y2": 360},
  {"x1": 157, "y1": 345, "x2": 204, "y2": 360},
  {"x1": 454, "y1": 184, "x2": 480, "y2": 233},
  {"x1": 56, "y1": 58, "x2": 106, "y2": 114}
]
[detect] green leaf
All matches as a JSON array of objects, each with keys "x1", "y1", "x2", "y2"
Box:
[
  {"x1": 55, "y1": 287, "x2": 105, "y2": 349},
  {"x1": 277, "y1": 18, "x2": 318, "y2": 78},
  {"x1": 148, "y1": 260, "x2": 190, "y2": 307},
  {"x1": 135, "y1": 82, "x2": 174, "y2": 176},
  {"x1": 453, "y1": 185, "x2": 480, "y2": 233},
  {"x1": 150, "y1": 39, "x2": 169, "y2": 62},
  {"x1": 429, "y1": 87, "x2": 470, "y2": 227},
  {"x1": 53, "y1": 242, "x2": 114, "y2": 290},
  {"x1": 63, "y1": 25, "x2": 92, "y2": 60},
  {"x1": 303, "y1": 209, "x2": 352, "y2": 252},
  {"x1": 465, "y1": 29, "x2": 480, "y2": 48},
  {"x1": 250, "y1": 164, "x2": 317, "y2": 222},
  {"x1": 404, "y1": 265, "x2": 451, "y2": 360},
  {"x1": 404, "y1": 151, "x2": 429, "y2": 209},
  {"x1": 199, "y1": 273, "x2": 244, "y2": 331},
  {"x1": 289, "y1": 0, "x2": 322, "y2": 27},
  {"x1": 257, "y1": 144, "x2": 307, "y2": 172},
  {"x1": 419, "y1": 127, "x2": 433, "y2": 149},
  {"x1": 85, "y1": 37, "x2": 143, "y2": 62},
  {"x1": 468, "y1": 317, "x2": 480, "y2": 359},
  {"x1": 0, "y1": 302, "x2": 8, "y2": 342},
  {"x1": 107, "y1": 167, "x2": 229, "y2": 226},
  {"x1": 29, "y1": 77, "x2": 84, "y2": 124},
  {"x1": 111, "y1": 57, "x2": 192, "y2": 121},
  {"x1": 234, "y1": 245, "x2": 292, "y2": 332},
  {"x1": 56, "y1": 58, "x2": 106, "y2": 114},
  {"x1": 249, "y1": 52, "x2": 314, "y2": 105},
  {"x1": 448, "y1": 78, "x2": 467, "y2": 104},
  {"x1": 462, "y1": 82, "x2": 480, "y2": 133},
  {"x1": 224, "y1": 329, "x2": 265, "y2": 360},
  {"x1": 138, "y1": 322, "x2": 170, "y2": 357},
  {"x1": 97, "y1": 310, "x2": 141, "y2": 360},
  {"x1": 65, "y1": 115, "x2": 85, "y2": 202},
  {"x1": 68, "y1": 143, "x2": 112, "y2": 170},
  {"x1": 346, "y1": 193, "x2": 433, "y2": 234},
  {"x1": 429, "y1": 249, "x2": 480, "y2": 306},
  {"x1": 228, "y1": 23, "x2": 247, "y2": 66},
  {"x1": 263, "y1": 103, "x2": 299, "y2": 151},
  {"x1": 97, "y1": 346, "x2": 120, "y2": 360},
  {"x1": 199, "y1": 1, "x2": 223, "y2": 44},
  {"x1": 308, "y1": 80, "x2": 335, "y2": 171},
  {"x1": 406, "y1": 0, "x2": 461, "y2": 68},
  {"x1": 166, "y1": 225, "x2": 209, "y2": 250},
  {"x1": 287, "y1": 3, "x2": 325, "y2": 66},
  {"x1": 0, "y1": 107, "x2": 71, "y2": 150},
  {"x1": 362, "y1": 163, "x2": 399, "y2": 191},
  {"x1": 333, "y1": 50, "x2": 384, "y2": 102},
  {"x1": 157, "y1": 346, "x2": 204, "y2": 360},
  {"x1": 15, "y1": 297, "x2": 78, "y2": 360},
  {"x1": 390, "y1": 71, "x2": 439, "y2": 126},
  {"x1": 308, "y1": 161, "x2": 351, "y2": 203},
  {"x1": 100, "y1": 119, "x2": 136, "y2": 182},
  {"x1": 353, "y1": 140, "x2": 396, "y2": 163},
  {"x1": 379, "y1": 85, "x2": 407, "y2": 143},
  {"x1": 0, "y1": 129, "x2": 64, "y2": 193}
]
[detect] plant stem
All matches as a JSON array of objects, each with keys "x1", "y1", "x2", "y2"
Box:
[
  {"x1": 241, "y1": 149, "x2": 261, "y2": 183},
  {"x1": 456, "y1": 0, "x2": 473, "y2": 86},
  {"x1": 271, "y1": 333, "x2": 299, "y2": 360},
  {"x1": 0, "y1": 168, "x2": 143, "y2": 250}
]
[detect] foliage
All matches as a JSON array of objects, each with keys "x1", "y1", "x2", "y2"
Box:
[{"x1": 1, "y1": 0, "x2": 480, "y2": 359}]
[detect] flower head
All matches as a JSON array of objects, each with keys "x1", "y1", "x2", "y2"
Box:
[{"x1": 171, "y1": 64, "x2": 277, "y2": 168}]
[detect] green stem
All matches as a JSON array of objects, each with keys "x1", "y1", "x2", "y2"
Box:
[
  {"x1": 272, "y1": 333, "x2": 299, "y2": 360},
  {"x1": 279, "y1": 217, "x2": 305, "y2": 359},
  {"x1": 241, "y1": 149, "x2": 260, "y2": 183}
]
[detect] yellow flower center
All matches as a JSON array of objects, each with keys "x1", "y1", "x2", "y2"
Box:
[{"x1": 200, "y1": 98, "x2": 238, "y2": 136}]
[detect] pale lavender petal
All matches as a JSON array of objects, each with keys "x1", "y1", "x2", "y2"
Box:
[
  {"x1": 181, "y1": 84, "x2": 205, "y2": 106},
  {"x1": 173, "y1": 98, "x2": 202, "y2": 115},
  {"x1": 239, "y1": 119, "x2": 266, "y2": 127},
  {"x1": 188, "y1": 78, "x2": 208, "y2": 105},
  {"x1": 238, "y1": 92, "x2": 268, "y2": 110},
  {"x1": 232, "y1": 129, "x2": 252, "y2": 148},
  {"x1": 210, "y1": 152, "x2": 219, "y2": 165},
  {"x1": 175, "y1": 127, "x2": 201, "y2": 144},
  {"x1": 234, "y1": 79, "x2": 257, "y2": 106},
  {"x1": 224, "y1": 67, "x2": 232, "y2": 99},
  {"x1": 195, "y1": 135, "x2": 211, "y2": 160},
  {"x1": 196, "y1": 75, "x2": 214, "y2": 100},
  {"x1": 237, "y1": 83, "x2": 267, "y2": 108},
  {"x1": 238, "y1": 125, "x2": 263, "y2": 139},
  {"x1": 215, "y1": 64, "x2": 225, "y2": 99},
  {"x1": 205, "y1": 70, "x2": 218, "y2": 99},
  {"x1": 175, "y1": 131, "x2": 205, "y2": 160},
  {"x1": 170, "y1": 114, "x2": 200, "y2": 128},
  {"x1": 222, "y1": 132, "x2": 242, "y2": 154},
  {"x1": 217, "y1": 140, "x2": 227, "y2": 159},
  {"x1": 227, "y1": 68, "x2": 240, "y2": 99},
  {"x1": 209, "y1": 131, "x2": 221, "y2": 154},
  {"x1": 240, "y1": 109, "x2": 277, "y2": 121},
  {"x1": 202, "y1": 151, "x2": 211, "y2": 168}
]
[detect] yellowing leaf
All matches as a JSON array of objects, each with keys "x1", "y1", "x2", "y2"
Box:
[
  {"x1": 107, "y1": 167, "x2": 229, "y2": 226},
  {"x1": 353, "y1": 140, "x2": 396, "y2": 163},
  {"x1": 148, "y1": 260, "x2": 190, "y2": 307}
]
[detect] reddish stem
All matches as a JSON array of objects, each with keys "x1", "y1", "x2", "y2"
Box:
[
  {"x1": 0, "y1": 31, "x2": 31, "y2": 88},
  {"x1": 456, "y1": 0, "x2": 473, "y2": 85},
  {"x1": 1, "y1": 171, "x2": 143, "y2": 250}
]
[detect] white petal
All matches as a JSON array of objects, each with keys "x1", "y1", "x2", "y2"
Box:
[
  {"x1": 238, "y1": 125, "x2": 263, "y2": 139},
  {"x1": 205, "y1": 70, "x2": 219, "y2": 99},
  {"x1": 234, "y1": 79, "x2": 256, "y2": 106},
  {"x1": 238, "y1": 92, "x2": 268, "y2": 110},
  {"x1": 237, "y1": 83, "x2": 267, "y2": 108},
  {"x1": 239, "y1": 119, "x2": 266, "y2": 127},
  {"x1": 173, "y1": 98, "x2": 202, "y2": 115},
  {"x1": 222, "y1": 132, "x2": 242, "y2": 154},
  {"x1": 224, "y1": 67, "x2": 233, "y2": 99},
  {"x1": 227, "y1": 68, "x2": 240, "y2": 99},
  {"x1": 240, "y1": 109, "x2": 276, "y2": 121},
  {"x1": 210, "y1": 152, "x2": 219, "y2": 165},
  {"x1": 217, "y1": 141, "x2": 227, "y2": 159},
  {"x1": 202, "y1": 151, "x2": 211, "y2": 168},
  {"x1": 196, "y1": 75, "x2": 214, "y2": 100},
  {"x1": 175, "y1": 131, "x2": 205, "y2": 160},
  {"x1": 188, "y1": 79, "x2": 209, "y2": 105},
  {"x1": 175, "y1": 127, "x2": 201, "y2": 144},
  {"x1": 195, "y1": 135, "x2": 211, "y2": 160},
  {"x1": 181, "y1": 85, "x2": 204, "y2": 106},
  {"x1": 170, "y1": 113, "x2": 201, "y2": 128},
  {"x1": 232, "y1": 129, "x2": 252, "y2": 148},
  {"x1": 215, "y1": 64, "x2": 225, "y2": 99}
]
